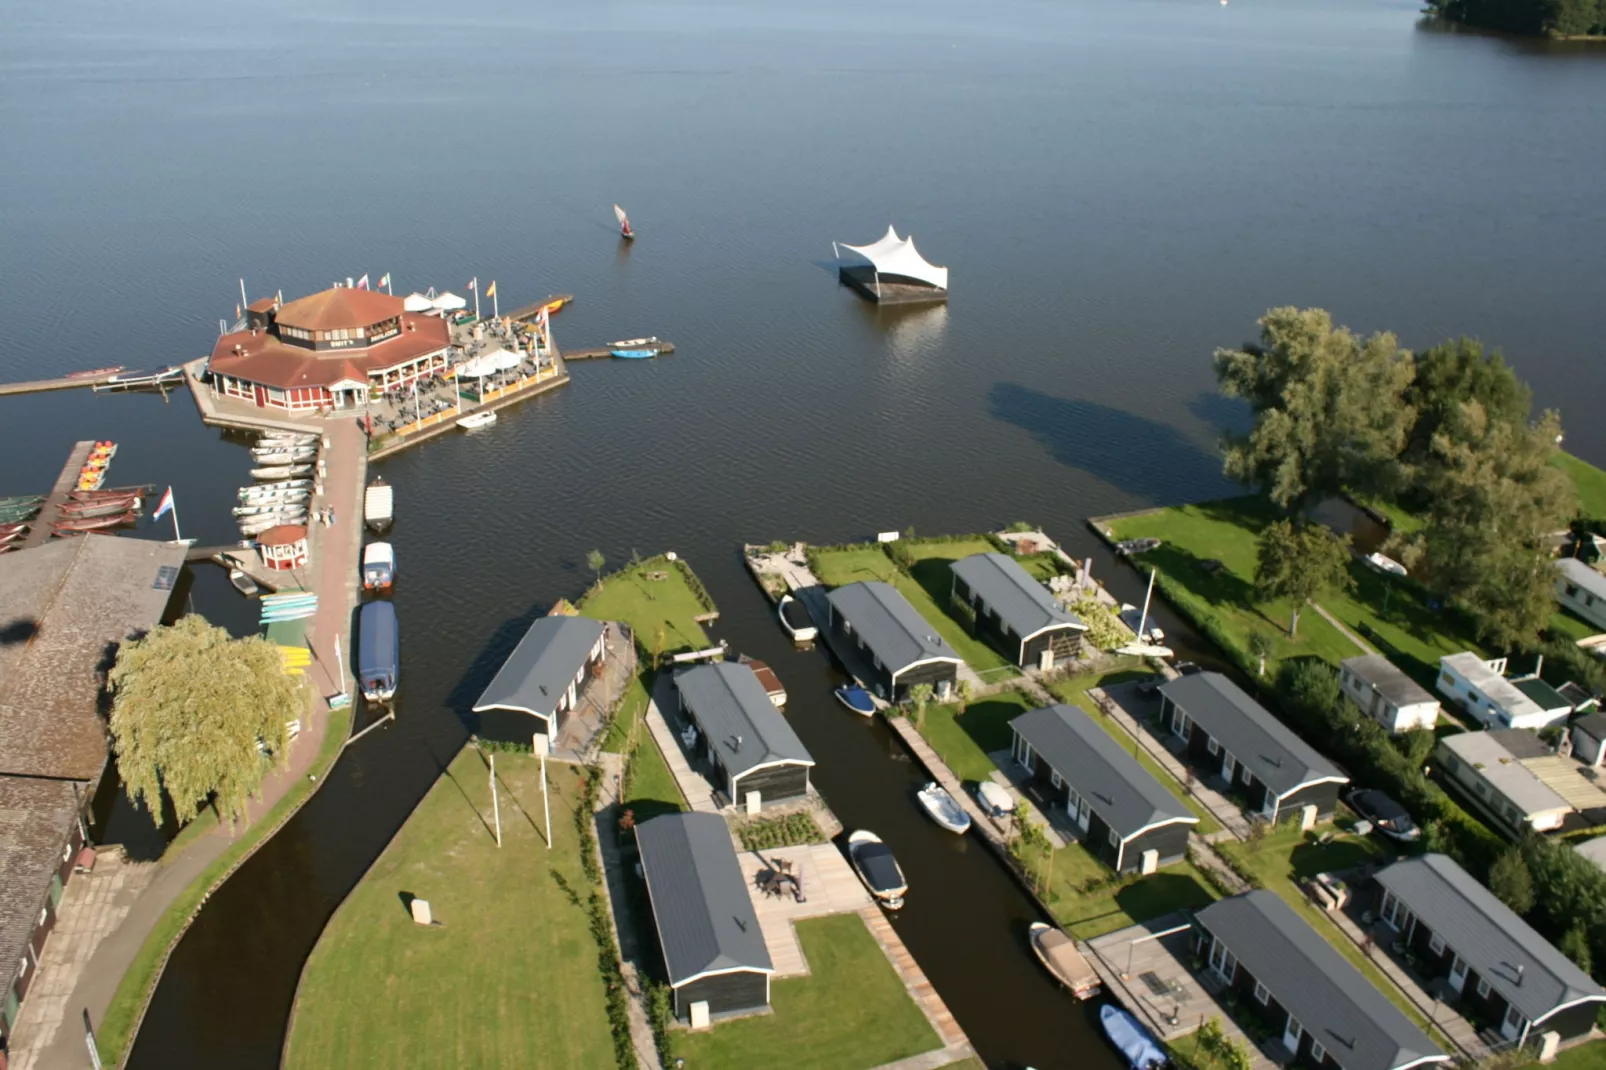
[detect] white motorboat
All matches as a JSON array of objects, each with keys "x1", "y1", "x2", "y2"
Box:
[
  {"x1": 364, "y1": 476, "x2": 394, "y2": 533},
  {"x1": 251, "y1": 464, "x2": 314, "y2": 481},
  {"x1": 363, "y1": 542, "x2": 396, "y2": 591},
  {"x1": 458, "y1": 410, "x2": 497, "y2": 430},
  {"x1": 1029, "y1": 923, "x2": 1101, "y2": 1000},
  {"x1": 975, "y1": 780, "x2": 1017, "y2": 820},
  {"x1": 915, "y1": 782, "x2": 971, "y2": 834},
  {"x1": 240, "y1": 515, "x2": 306, "y2": 537},
  {"x1": 777, "y1": 594, "x2": 817, "y2": 642},
  {"x1": 1364, "y1": 551, "x2": 1408, "y2": 578},
  {"x1": 848, "y1": 830, "x2": 907, "y2": 910},
  {"x1": 251, "y1": 447, "x2": 318, "y2": 464}
]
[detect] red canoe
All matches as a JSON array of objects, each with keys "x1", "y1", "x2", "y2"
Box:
[{"x1": 52, "y1": 511, "x2": 136, "y2": 533}]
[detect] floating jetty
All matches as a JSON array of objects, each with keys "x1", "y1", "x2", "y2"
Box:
[
  {"x1": 562, "y1": 340, "x2": 676, "y2": 361},
  {"x1": 0, "y1": 370, "x2": 129, "y2": 396}
]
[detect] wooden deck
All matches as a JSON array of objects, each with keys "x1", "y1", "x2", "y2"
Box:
[
  {"x1": 562, "y1": 340, "x2": 676, "y2": 361},
  {"x1": 0, "y1": 371, "x2": 122, "y2": 396},
  {"x1": 18, "y1": 442, "x2": 100, "y2": 549},
  {"x1": 736, "y1": 843, "x2": 871, "y2": 976}
]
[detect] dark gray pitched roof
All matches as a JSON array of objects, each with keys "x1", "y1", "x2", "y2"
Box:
[
  {"x1": 1573, "y1": 711, "x2": 1606, "y2": 743},
  {"x1": 826, "y1": 581, "x2": 962, "y2": 674},
  {"x1": 1010, "y1": 704, "x2": 1196, "y2": 838},
  {"x1": 1197, "y1": 891, "x2": 1447, "y2": 1070},
  {"x1": 1376, "y1": 854, "x2": 1606, "y2": 1024},
  {"x1": 1158, "y1": 672, "x2": 1346, "y2": 797},
  {"x1": 675, "y1": 662, "x2": 814, "y2": 779},
  {"x1": 1341, "y1": 655, "x2": 1437, "y2": 709},
  {"x1": 0, "y1": 777, "x2": 79, "y2": 1001},
  {"x1": 636, "y1": 812, "x2": 774, "y2": 986},
  {"x1": 472, "y1": 616, "x2": 606, "y2": 721},
  {"x1": 950, "y1": 553, "x2": 1085, "y2": 640}
]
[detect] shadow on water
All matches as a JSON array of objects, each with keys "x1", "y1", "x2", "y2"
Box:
[
  {"x1": 990, "y1": 382, "x2": 1231, "y2": 501},
  {"x1": 1187, "y1": 391, "x2": 1252, "y2": 441}
]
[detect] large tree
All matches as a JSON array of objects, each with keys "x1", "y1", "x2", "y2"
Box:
[
  {"x1": 1403, "y1": 337, "x2": 1532, "y2": 464},
  {"x1": 1254, "y1": 520, "x2": 1354, "y2": 636},
  {"x1": 1214, "y1": 307, "x2": 1416, "y2": 512},
  {"x1": 109, "y1": 614, "x2": 303, "y2": 827}
]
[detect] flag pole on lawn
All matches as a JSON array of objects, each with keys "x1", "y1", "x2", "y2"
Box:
[
  {"x1": 490, "y1": 753, "x2": 502, "y2": 848},
  {"x1": 541, "y1": 747, "x2": 551, "y2": 850}
]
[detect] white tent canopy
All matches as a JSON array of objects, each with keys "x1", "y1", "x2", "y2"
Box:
[
  {"x1": 836, "y1": 226, "x2": 949, "y2": 291},
  {"x1": 403, "y1": 292, "x2": 435, "y2": 312},
  {"x1": 454, "y1": 347, "x2": 522, "y2": 379},
  {"x1": 431, "y1": 291, "x2": 468, "y2": 311}
]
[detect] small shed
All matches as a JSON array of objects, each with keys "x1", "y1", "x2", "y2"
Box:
[
  {"x1": 257, "y1": 524, "x2": 308, "y2": 571},
  {"x1": 1572, "y1": 712, "x2": 1606, "y2": 769}
]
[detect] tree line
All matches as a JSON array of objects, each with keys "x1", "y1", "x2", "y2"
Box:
[{"x1": 1427, "y1": 0, "x2": 1606, "y2": 38}]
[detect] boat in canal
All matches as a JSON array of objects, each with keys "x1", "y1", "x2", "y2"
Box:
[
  {"x1": 358, "y1": 600, "x2": 399, "y2": 703},
  {"x1": 847, "y1": 830, "x2": 907, "y2": 910},
  {"x1": 364, "y1": 476, "x2": 394, "y2": 533},
  {"x1": 1028, "y1": 923, "x2": 1101, "y2": 1001},
  {"x1": 362, "y1": 542, "x2": 395, "y2": 591},
  {"x1": 228, "y1": 568, "x2": 260, "y2": 596},
  {"x1": 251, "y1": 464, "x2": 314, "y2": 480},
  {"x1": 609, "y1": 336, "x2": 661, "y2": 358},
  {"x1": 1100, "y1": 1005, "x2": 1168, "y2": 1070},
  {"x1": 613, "y1": 203, "x2": 634, "y2": 239},
  {"x1": 777, "y1": 594, "x2": 817, "y2": 642},
  {"x1": 915, "y1": 782, "x2": 971, "y2": 834},
  {"x1": 834, "y1": 684, "x2": 876, "y2": 717},
  {"x1": 458, "y1": 409, "x2": 496, "y2": 430}
]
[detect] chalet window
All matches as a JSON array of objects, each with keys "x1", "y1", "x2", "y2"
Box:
[
  {"x1": 1172, "y1": 710, "x2": 1191, "y2": 740},
  {"x1": 1311, "y1": 1041, "x2": 1327, "y2": 1064},
  {"x1": 1476, "y1": 978, "x2": 1492, "y2": 998},
  {"x1": 1566, "y1": 584, "x2": 1580, "y2": 598},
  {"x1": 1504, "y1": 804, "x2": 1520, "y2": 823},
  {"x1": 1254, "y1": 981, "x2": 1270, "y2": 1005},
  {"x1": 842, "y1": 620, "x2": 853, "y2": 636},
  {"x1": 1050, "y1": 769, "x2": 1064, "y2": 791},
  {"x1": 1439, "y1": 673, "x2": 1453, "y2": 689},
  {"x1": 1108, "y1": 828, "x2": 1119, "y2": 847},
  {"x1": 1428, "y1": 932, "x2": 1446, "y2": 955},
  {"x1": 1207, "y1": 737, "x2": 1221, "y2": 756},
  {"x1": 18, "y1": 956, "x2": 27, "y2": 978},
  {"x1": 1208, "y1": 938, "x2": 1237, "y2": 981}
]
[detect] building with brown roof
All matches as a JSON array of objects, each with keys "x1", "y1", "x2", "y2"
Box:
[{"x1": 206, "y1": 285, "x2": 451, "y2": 411}]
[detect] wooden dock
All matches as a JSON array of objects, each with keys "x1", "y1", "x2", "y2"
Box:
[
  {"x1": 0, "y1": 371, "x2": 123, "y2": 397},
  {"x1": 503, "y1": 294, "x2": 575, "y2": 322},
  {"x1": 562, "y1": 341, "x2": 676, "y2": 361},
  {"x1": 18, "y1": 442, "x2": 99, "y2": 549}
]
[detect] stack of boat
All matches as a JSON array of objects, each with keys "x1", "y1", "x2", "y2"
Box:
[
  {"x1": 260, "y1": 590, "x2": 318, "y2": 625},
  {"x1": 76, "y1": 441, "x2": 117, "y2": 492},
  {"x1": 237, "y1": 431, "x2": 321, "y2": 537},
  {"x1": 53, "y1": 486, "x2": 145, "y2": 536},
  {"x1": 0, "y1": 496, "x2": 42, "y2": 553}
]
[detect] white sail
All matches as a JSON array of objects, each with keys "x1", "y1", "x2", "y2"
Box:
[{"x1": 613, "y1": 204, "x2": 630, "y2": 228}]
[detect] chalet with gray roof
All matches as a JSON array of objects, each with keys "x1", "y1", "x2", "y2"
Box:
[
  {"x1": 1197, "y1": 891, "x2": 1450, "y2": 1070},
  {"x1": 471, "y1": 615, "x2": 606, "y2": 745},
  {"x1": 1009, "y1": 704, "x2": 1196, "y2": 873},
  {"x1": 636, "y1": 812, "x2": 774, "y2": 1022},
  {"x1": 1374, "y1": 854, "x2": 1606, "y2": 1044},
  {"x1": 950, "y1": 552, "x2": 1086, "y2": 670},
  {"x1": 1339, "y1": 655, "x2": 1441, "y2": 734},
  {"x1": 1158, "y1": 672, "x2": 1347, "y2": 824},
  {"x1": 825, "y1": 581, "x2": 963, "y2": 701},
  {"x1": 673, "y1": 661, "x2": 814, "y2": 808}
]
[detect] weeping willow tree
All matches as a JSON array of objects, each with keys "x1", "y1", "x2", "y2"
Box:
[{"x1": 109, "y1": 614, "x2": 303, "y2": 828}]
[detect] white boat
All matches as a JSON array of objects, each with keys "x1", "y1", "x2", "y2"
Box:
[
  {"x1": 258, "y1": 431, "x2": 319, "y2": 444},
  {"x1": 608, "y1": 336, "x2": 659, "y2": 348},
  {"x1": 251, "y1": 464, "x2": 314, "y2": 481},
  {"x1": 915, "y1": 782, "x2": 971, "y2": 834},
  {"x1": 975, "y1": 780, "x2": 1017, "y2": 820},
  {"x1": 233, "y1": 502, "x2": 309, "y2": 518},
  {"x1": 240, "y1": 515, "x2": 305, "y2": 537},
  {"x1": 239, "y1": 480, "x2": 312, "y2": 499},
  {"x1": 848, "y1": 830, "x2": 907, "y2": 910},
  {"x1": 1029, "y1": 923, "x2": 1101, "y2": 1000},
  {"x1": 363, "y1": 542, "x2": 395, "y2": 591},
  {"x1": 458, "y1": 410, "x2": 497, "y2": 430},
  {"x1": 1364, "y1": 552, "x2": 1407, "y2": 578},
  {"x1": 1118, "y1": 604, "x2": 1165, "y2": 644},
  {"x1": 777, "y1": 594, "x2": 817, "y2": 642},
  {"x1": 251, "y1": 447, "x2": 318, "y2": 463},
  {"x1": 364, "y1": 476, "x2": 394, "y2": 533},
  {"x1": 228, "y1": 568, "x2": 260, "y2": 597}
]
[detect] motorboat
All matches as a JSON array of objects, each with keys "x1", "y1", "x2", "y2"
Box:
[
  {"x1": 834, "y1": 684, "x2": 876, "y2": 717},
  {"x1": 609, "y1": 336, "x2": 660, "y2": 358},
  {"x1": 362, "y1": 542, "x2": 396, "y2": 591},
  {"x1": 1118, "y1": 603, "x2": 1164, "y2": 644},
  {"x1": 364, "y1": 476, "x2": 394, "y2": 533},
  {"x1": 458, "y1": 410, "x2": 497, "y2": 430},
  {"x1": 777, "y1": 594, "x2": 818, "y2": 642},
  {"x1": 1364, "y1": 551, "x2": 1408, "y2": 578},
  {"x1": 1029, "y1": 923, "x2": 1101, "y2": 1000},
  {"x1": 251, "y1": 464, "x2": 314, "y2": 481},
  {"x1": 1100, "y1": 1005, "x2": 1168, "y2": 1070},
  {"x1": 974, "y1": 780, "x2": 1017, "y2": 821},
  {"x1": 239, "y1": 479, "x2": 312, "y2": 497},
  {"x1": 915, "y1": 782, "x2": 971, "y2": 835},
  {"x1": 847, "y1": 830, "x2": 907, "y2": 910},
  {"x1": 229, "y1": 568, "x2": 260, "y2": 597},
  {"x1": 240, "y1": 515, "x2": 307, "y2": 537},
  {"x1": 234, "y1": 500, "x2": 308, "y2": 516},
  {"x1": 358, "y1": 600, "x2": 399, "y2": 702}
]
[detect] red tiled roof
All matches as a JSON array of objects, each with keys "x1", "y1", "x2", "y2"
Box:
[
  {"x1": 207, "y1": 314, "x2": 450, "y2": 390},
  {"x1": 257, "y1": 525, "x2": 308, "y2": 547},
  {"x1": 274, "y1": 287, "x2": 405, "y2": 332},
  {"x1": 246, "y1": 297, "x2": 278, "y2": 313}
]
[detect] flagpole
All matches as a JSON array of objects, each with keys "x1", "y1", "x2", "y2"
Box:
[
  {"x1": 413, "y1": 378, "x2": 421, "y2": 426},
  {"x1": 170, "y1": 492, "x2": 182, "y2": 542},
  {"x1": 491, "y1": 285, "x2": 498, "y2": 320},
  {"x1": 239, "y1": 278, "x2": 248, "y2": 311},
  {"x1": 334, "y1": 634, "x2": 347, "y2": 699},
  {"x1": 490, "y1": 753, "x2": 502, "y2": 848},
  {"x1": 472, "y1": 279, "x2": 480, "y2": 321},
  {"x1": 541, "y1": 749, "x2": 551, "y2": 851},
  {"x1": 385, "y1": 275, "x2": 393, "y2": 295}
]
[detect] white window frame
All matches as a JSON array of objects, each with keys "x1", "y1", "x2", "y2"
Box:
[
  {"x1": 1172, "y1": 709, "x2": 1191, "y2": 740},
  {"x1": 1108, "y1": 828, "x2": 1120, "y2": 847},
  {"x1": 1428, "y1": 932, "x2": 1446, "y2": 955},
  {"x1": 1476, "y1": 978, "x2": 1492, "y2": 998},
  {"x1": 1207, "y1": 737, "x2": 1221, "y2": 756},
  {"x1": 1311, "y1": 1041, "x2": 1327, "y2": 1064},
  {"x1": 1050, "y1": 769, "x2": 1065, "y2": 791},
  {"x1": 1253, "y1": 981, "x2": 1270, "y2": 1005}
]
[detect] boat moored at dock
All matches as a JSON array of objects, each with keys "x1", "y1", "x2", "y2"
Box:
[
  {"x1": 1100, "y1": 1005, "x2": 1168, "y2": 1070},
  {"x1": 777, "y1": 593, "x2": 818, "y2": 642},
  {"x1": 834, "y1": 684, "x2": 876, "y2": 717},
  {"x1": 1028, "y1": 923, "x2": 1101, "y2": 1000},
  {"x1": 458, "y1": 410, "x2": 496, "y2": 430},
  {"x1": 915, "y1": 782, "x2": 971, "y2": 834},
  {"x1": 358, "y1": 600, "x2": 399, "y2": 702},
  {"x1": 362, "y1": 542, "x2": 395, "y2": 591},
  {"x1": 364, "y1": 476, "x2": 394, "y2": 533},
  {"x1": 608, "y1": 337, "x2": 661, "y2": 359},
  {"x1": 848, "y1": 830, "x2": 907, "y2": 910}
]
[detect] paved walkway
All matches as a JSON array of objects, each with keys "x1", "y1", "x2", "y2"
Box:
[
  {"x1": 642, "y1": 676, "x2": 717, "y2": 813},
  {"x1": 1311, "y1": 602, "x2": 1377, "y2": 655},
  {"x1": 592, "y1": 751, "x2": 665, "y2": 1070}
]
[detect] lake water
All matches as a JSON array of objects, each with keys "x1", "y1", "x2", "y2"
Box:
[{"x1": 3, "y1": 0, "x2": 1604, "y2": 1066}]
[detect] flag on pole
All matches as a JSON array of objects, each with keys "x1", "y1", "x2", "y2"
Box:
[
  {"x1": 379, "y1": 272, "x2": 391, "y2": 292},
  {"x1": 485, "y1": 281, "x2": 497, "y2": 299},
  {"x1": 152, "y1": 487, "x2": 175, "y2": 521},
  {"x1": 356, "y1": 274, "x2": 370, "y2": 291}
]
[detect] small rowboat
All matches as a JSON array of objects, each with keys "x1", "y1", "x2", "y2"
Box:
[
  {"x1": 778, "y1": 594, "x2": 818, "y2": 642},
  {"x1": 1029, "y1": 923, "x2": 1101, "y2": 1001},
  {"x1": 458, "y1": 410, "x2": 497, "y2": 430},
  {"x1": 609, "y1": 336, "x2": 660, "y2": 359},
  {"x1": 229, "y1": 569, "x2": 260, "y2": 597},
  {"x1": 53, "y1": 511, "x2": 137, "y2": 533},
  {"x1": 848, "y1": 830, "x2": 907, "y2": 910},
  {"x1": 975, "y1": 780, "x2": 1017, "y2": 820},
  {"x1": 532, "y1": 294, "x2": 572, "y2": 317},
  {"x1": 0, "y1": 496, "x2": 44, "y2": 508},
  {"x1": 0, "y1": 530, "x2": 26, "y2": 546},
  {"x1": 915, "y1": 782, "x2": 971, "y2": 834},
  {"x1": 834, "y1": 685, "x2": 876, "y2": 717},
  {"x1": 60, "y1": 497, "x2": 141, "y2": 519},
  {"x1": 71, "y1": 485, "x2": 153, "y2": 501},
  {"x1": 0, "y1": 522, "x2": 29, "y2": 537},
  {"x1": 251, "y1": 464, "x2": 314, "y2": 481},
  {"x1": 1100, "y1": 1005, "x2": 1168, "y2": 1070},
  {"x1": 66, "y1": 366, "x2": 125, "y2": 379}
]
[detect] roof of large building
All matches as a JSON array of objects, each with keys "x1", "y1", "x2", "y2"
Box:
[
  {"x1": 1377, "y1": 854, "x2": 1606, "y2": 1024},
  {"x1": 950, "y1": 553, "x2": 1085, "y2": 642},
  {"x1": 1436, "y1": 731, "x2": 1571, "y2": 817},
  {"x1": 472, "y1": 616, "x2": 606, "y2": 722},
  {"x1": 674, "y1": 662, "x2": 813, "y2": 780},
  {"x1": 0, "y1": 537, "x2": 187, "y2": 783},
  {"x1": 0, "y1": 777, "x2": 80, "y2": 1002},
  {"x1": 207, "y1": 310, "x2": 450, "y2": 391},
  {"x1": 1341, "y1": 655, "x2": 1438, "y2": 709},
  {"x1": 1197, "y1": 891, "x2": 1447, "y2": 1070},
  {"x1": 1011, "y1": 704, "x2": 1195, "y2": 839},
  {"x1": 272, "y1": 287, "x2": 406, "y2": 331},
  {"x1": 1439, "y1": 653, "x2": 1553, "y2": 721},
  {"x1": 635, "y1": 812, "x2": 774, "y2": 987},
  {"x1": 1157, "y1": 672, "x2": 1345, "y2": 797},
  {"x1": 826, "y1": 581, "x2": 962, "y2": 675},
  {"x1": 1557, "y1": 557, "x2": 1606, "y2": 602}
]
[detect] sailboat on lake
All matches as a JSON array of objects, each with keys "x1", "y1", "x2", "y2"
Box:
[{"x1": 613, "y1": 204, "x2": 634, "y2": 240}]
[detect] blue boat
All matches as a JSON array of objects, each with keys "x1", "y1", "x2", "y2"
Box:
[
  {"x1": 834, "y1": 684, "x2": 876, "y2": 717},
  {"x1": 609, "y1": 336, "x2": 661, "y2": 359},
  {"x1": 1100, "y1": 1005, "x2": 1168, "y2": 1070},
  {"x1": 357, "y1": 601, "x2": 399, "y2": 703}
]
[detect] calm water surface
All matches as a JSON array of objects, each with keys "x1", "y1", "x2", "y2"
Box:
[{"x1": 3, "y1": 0, "x2": 1604, "y2": 1066}]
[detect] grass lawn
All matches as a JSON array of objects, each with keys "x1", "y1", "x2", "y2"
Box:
[
  {"x1": 579, "y1": 555, "x2": 711, "y2": 656},
  {"x1": 1552, "y1": 608, "x2": 1600, "y2": 642},
  {"x1": 1018, "y1": 841, "x2": 1219, "y2": 940},
  {"x1": 1048, "y1": 664, "x2": 1222, "y2": 836},
  {"x1": 596, "y1": 671, "x2": 685, "y2": 821},
  {"x1": 1214, "y1": 824, "x2": 1442, "y2": 1036},
  {"x1": 919, "y1": 688, "x2": 1038, "y2": 783},
  {"x1": 285, "y1": 749, "x2": 616, "y2": 1070},
  {"x1": 1107, "y1": 497, "x2": 1483, "y2": 688},
  {"x1": 1544, "y1": 1041, "x2": 1606, "y2": 1070},
  {"x1": 670, "y1": 914, "x2": 943, "y2": 1070},
  {"x1": 1556, "y1": 452, "x2": 1606, "y2": 519},
  {"x1": 810, "y1": 544, "x2": 1019, "y2": 680}
]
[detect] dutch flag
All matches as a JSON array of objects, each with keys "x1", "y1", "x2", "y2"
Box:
[{"x1": 152, "y1": 487, "x2": 175, "y2": 521}]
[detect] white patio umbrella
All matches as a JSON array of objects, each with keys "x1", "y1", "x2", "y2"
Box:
[
  {"x1": 403, "y1": 292, "x2": 434, "y2": 312},
  {"x1": 431, "y1": 291, "x2": 468, "y2": 312}
]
